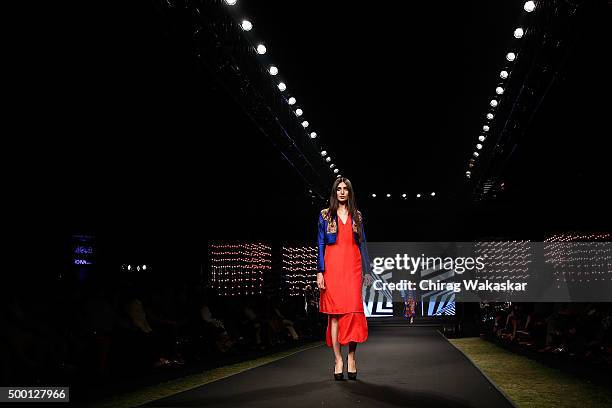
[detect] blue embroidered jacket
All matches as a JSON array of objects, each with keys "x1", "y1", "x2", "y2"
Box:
[{"x1": 317, "y1": 208, "x2": 372, "y2": 278}]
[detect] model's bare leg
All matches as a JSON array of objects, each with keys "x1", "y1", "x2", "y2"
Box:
[
  {"x1": 330, "y1": 315, "x2": 343, "y2": 373},
  {"x1": 348, "y1": 341, "x2": 357, "y2": 372}
]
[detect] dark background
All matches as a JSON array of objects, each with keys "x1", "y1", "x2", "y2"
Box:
[{"x1": 8, "y1": 0, "x2": 611, "y2": 277}]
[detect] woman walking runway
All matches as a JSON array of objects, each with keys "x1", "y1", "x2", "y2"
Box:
[{"x1": 317, "y1": 177, "x2": 373, "y2": 380}]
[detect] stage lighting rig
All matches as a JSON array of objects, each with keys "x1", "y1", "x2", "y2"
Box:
[
  {"x1": 154, "y1": 0, "x2": 336, "y2": 202},
  {"x1": 468, "y1": 0, "x2": 591, "y2": 201}
]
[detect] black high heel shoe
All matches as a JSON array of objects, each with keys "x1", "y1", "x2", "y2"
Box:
[
  {"x1": 347, "y1": 356, "x2": 357, "y2": 380},
  {"x1": 334, "y1": 360, "x2": 344, "y2": 381}
]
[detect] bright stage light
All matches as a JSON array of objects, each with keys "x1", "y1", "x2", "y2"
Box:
[
  {"x1": 310, "y1": 132, "x2": 317, "y2": 139},
  {"x1": 431, "y1": 192, "x2": 436, "y2": 197},
  {"x1": 269, "y1": 66, "x2": 278, "y2": 76},
  {"x1": 387, "y1": 193, "x2": 391, "y2": 198},
  {"x1": 500, "y1": 70, "x2": 509, "y2": 79},
  {"x1": 490, "y1": 99, "x2": 498, "y2": 107},
  {"x1": 256, "y1": 44, "x2": 267, "y2": 54},
  {"x1": 301, "y1": 120, "x2": 309, "y2": 128},
  {"x1": 473, "y1": 152, "x2": 479, "y2": 157},
  {"x1": 402, "y1": 193, "x2": 407, "y2": 198},
  {"x1": 514, "y1": 27, "x2": 524, "y2": 39},
  {"x1": 321, "y1": 150, "x2": 327, "y2": 157},
  {"x1": 333, "y1": 169, "x2": 339, "y2": 173},
  {"x1": 506, "y1": 52, "x2": 516, "y2": 62},
  {"x1": 487, "y1": 113, "x2": 494, "y2": 120},
  {"x1": 372, "y1": 193, "x2": 377, "y2": 198},
  {"x1": 278, "y1": 82, "x2": 286, "y2": 91},
  {"x1": 416, "y1": 194, "x2": 421, "y2": 198},
  {"x1": 479, "y1": 135, "x2": 486, "y2": 142},
  {"x1": 483, "y1": 125, "x2": 490, "y2": 132},
  {"x1": 288, "y1": 97, "x2": 296, "y2": 105},
  {"x1": 524, "y1": 1, "x2": 536, "y2": 13},
  {"x1": 241, "y1": 20, "x2": 253, "y2": 31},
  {"x1": 225, "y1": 0, "x2": 237, "y2": 5},
  {"x1": 466, "y1": 171, "x2": 471, "y2": 177},
  {"x1": 295, "y1": 108, "x2": 303, "y2": 117},
  {"x1": 496, "y1": 86, "x2": 504, "y2": 95},
  {"x1": 476, "y1": 144, "x2": 483, "y2": 150},
  {"x1": 326, "y1": 156, "x2": 331, "y2": 162}
]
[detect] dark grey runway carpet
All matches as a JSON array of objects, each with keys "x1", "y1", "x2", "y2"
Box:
[{"x1": 145, "y1": 325, "x2": 515, "y2": 408}]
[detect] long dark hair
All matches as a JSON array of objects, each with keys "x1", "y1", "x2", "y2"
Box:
[{"x1": 328, "y1": 177, "x2": 362, "y2": 239}]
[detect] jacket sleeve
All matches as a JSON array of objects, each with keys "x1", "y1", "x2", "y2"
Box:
[
  {"x1": 359, "y1": 214, "x2": 372, "y2": 278},
  {"x1": 317, "y1": 213, "x2": 326, "y2": 272}
]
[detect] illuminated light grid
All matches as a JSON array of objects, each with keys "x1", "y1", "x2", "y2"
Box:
[
  {"x1": 209, "y1": 242, "x2": 272, "y2": 296},
  {"x1": 281, "y1": 246, "x2": 318, "y2": 296},
  {"x1": 544, "y1": 233, "x2": 612, "y2": 287},
  {"x1": 474, "y1": 241, "x2": 534, "y2": 291}
]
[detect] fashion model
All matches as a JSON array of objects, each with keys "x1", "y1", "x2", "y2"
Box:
[
  {"x1": 403, "y1": 288, "x2": 416, "y2": 324},
  {"x1": 317, "y1": 177, "x2": 374, "y2": 381}
]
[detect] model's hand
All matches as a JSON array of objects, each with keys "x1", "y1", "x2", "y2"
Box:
[
  {"x1": 363, "y1": 274, "x2": 374, "y2": 287},
  {"x1": 317, "y1": 272, "x2": 325, "y2": 290}
]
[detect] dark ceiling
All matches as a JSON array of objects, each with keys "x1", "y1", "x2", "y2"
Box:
[
  {"x1": 235, "y1": 0, "x2": 524, "y2": 195},
  {"x1": 13, "y1": 0, "x2": 611, "y2": 266}
]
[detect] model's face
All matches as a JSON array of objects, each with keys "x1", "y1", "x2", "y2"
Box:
[{"x1": 336, "y1": 182, "x2": 349, "y2": 203}]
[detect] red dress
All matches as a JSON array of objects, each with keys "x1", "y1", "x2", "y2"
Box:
[{"x1": 319, "y1": 213, "x2": 368, "y2": 347}]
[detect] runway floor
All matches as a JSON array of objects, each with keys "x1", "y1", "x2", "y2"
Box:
[{"x1": 145, "y1": 324, "x2": 515, "y2": 408}]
